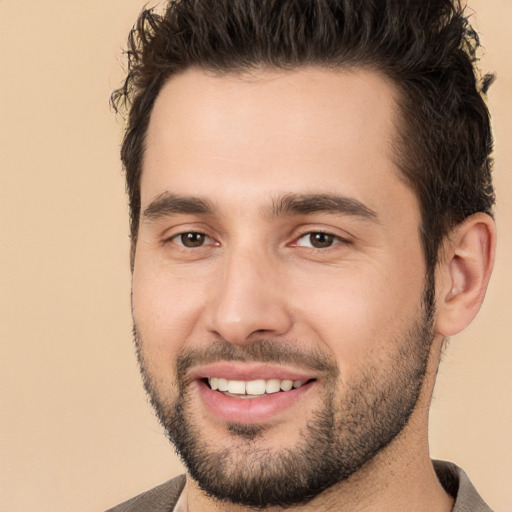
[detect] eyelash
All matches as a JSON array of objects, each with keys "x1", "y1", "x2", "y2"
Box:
[
  {"x1": 168, "y1": 231, "x2": 215, "y2": 248},
  {"x1": 292, "y1": 231, "x2": 349, "y2": 250},
  {"x1": 165, "y1": 229, "x2": 350, "y2": 251}
]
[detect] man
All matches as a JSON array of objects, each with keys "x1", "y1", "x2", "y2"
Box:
[{"x1": 108, "y1": 0, "x2": 496, "y2": 510}]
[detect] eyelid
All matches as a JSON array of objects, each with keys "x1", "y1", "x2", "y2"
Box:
[
  {"x1": 173, "y1": 231, "x2": 212, "y2": 247},
  {"x1": 292, "y1": 224, "x2": 355, "y2": 243},
  {"x1": 162, "y1": 227, "x2": 219, "y2": 248},
  {"x1": 290, "y1": 228, "x2": 352, "y2": 249},
  {"x1": 160, "y1": 224, "x2": 352, "y2": 250}
]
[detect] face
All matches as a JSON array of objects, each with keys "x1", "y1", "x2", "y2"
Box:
[{"x1": 133, "y1": 67, "x2": 435, "y2": 507}]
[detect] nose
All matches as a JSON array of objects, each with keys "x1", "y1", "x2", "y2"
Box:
[{"x1": 204, "y1": 247, "x2": 293, "y2": 344}]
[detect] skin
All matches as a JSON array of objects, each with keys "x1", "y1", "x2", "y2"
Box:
[{"x1": 132, "y1": 67, "x2": 496, "y2": 511}]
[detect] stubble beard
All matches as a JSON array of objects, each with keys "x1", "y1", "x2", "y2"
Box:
[{"x1": 134, "y1": 286, "x2": 435, "y2": 509}]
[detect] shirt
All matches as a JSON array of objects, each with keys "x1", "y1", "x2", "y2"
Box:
[{"x1": 105, "y1": 460, "x2": 493, "y2": 511}]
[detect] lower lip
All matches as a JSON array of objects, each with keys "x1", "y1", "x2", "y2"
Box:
[{"x1": 196, "y1": 380, "x2": 314, "y2": 424}]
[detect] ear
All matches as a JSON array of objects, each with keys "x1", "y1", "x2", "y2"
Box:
[{"x1": 435, "y1": 213, "x2": 496, "y2": 337}]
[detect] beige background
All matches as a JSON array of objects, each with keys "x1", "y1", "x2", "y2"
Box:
[{"x1": 0, "y1": 1, "x2": 510, "y2": 511}]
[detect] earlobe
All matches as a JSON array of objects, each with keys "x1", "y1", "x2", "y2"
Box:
[{"x1": 435, "y1": 213, "x2": 496, "y2": 337}]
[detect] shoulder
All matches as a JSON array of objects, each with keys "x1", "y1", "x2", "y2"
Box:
[
  {"x1": 433, "y1": 460, "x2": 493, "y2": 512},
  {"x1": 105, "y1": 474, "x2": 186, "y2": 512}
]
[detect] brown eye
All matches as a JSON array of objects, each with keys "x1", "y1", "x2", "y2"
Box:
[
  {"x1": 296, "y1": 232, "x2": 339, "y2": 249},
  {"x1": 175, "y1": 232, "x2": 210, "y2": 247},
  {"x1": 309, "y1": 233, "x2": 335, "y2": 248}
]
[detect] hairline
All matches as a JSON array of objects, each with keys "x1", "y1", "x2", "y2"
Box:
[{"x1": 130, "y1": 62, "x2": 429, "y2": 269}]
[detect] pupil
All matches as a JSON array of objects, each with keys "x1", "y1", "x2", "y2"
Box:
[
  {"x1": 311, "y1": 233, "x2": 333, "y2": 248},
  {"x1": 182, "y1": 232, "x2": 205, "y2": 247}
]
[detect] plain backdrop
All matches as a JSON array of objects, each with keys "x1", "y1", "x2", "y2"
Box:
[{"x1": 0, "y1": 1, "x2": 510, "y2": 511}]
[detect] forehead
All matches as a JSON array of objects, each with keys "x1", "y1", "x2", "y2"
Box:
[{"x1": 142, "y1": 67, "x2": 411, "y2": 218}]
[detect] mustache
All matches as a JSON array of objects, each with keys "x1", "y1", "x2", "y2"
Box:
[{"x1": 175, "y1": 339, "x2": 339, "y2": 380}]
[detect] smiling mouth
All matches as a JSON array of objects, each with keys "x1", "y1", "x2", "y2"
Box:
[{"x1": 205, "y1": 377, "x2": 314, "y2": 398}]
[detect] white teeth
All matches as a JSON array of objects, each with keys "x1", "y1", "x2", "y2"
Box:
[
  {"x1": 265, "y1": 379, "x2": 281, "y2": 394},
  {"x1": 217, "y1": 378, "x2": 229, "y2": 392},
  {"x1": 280, "y1": 379, "x2": 293, "y2": 391},
  {"x1": 207, "y1": 377, "x2": 309, "y2": 396},
  {"x1": 227, "y1": 380, "x2": 246, "y2": 394},
  {"x1": 246, "y1": 379, "x2": 266, "y2": 395}
]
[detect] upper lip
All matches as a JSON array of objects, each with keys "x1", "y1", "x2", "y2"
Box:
[{"x1": 188, "y1": 362, "x2": 316, "y2": 382}]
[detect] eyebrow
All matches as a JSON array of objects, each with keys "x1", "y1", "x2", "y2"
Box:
[
  {"x1": 142, "y1": 191, "x2": 378, "y2": 223},
  {"x1": 269, "y1": 193, "x2": 378, "y2": 222},
  {"x1": 142, "y1": 192, "x2": 214, "y2": 220}
]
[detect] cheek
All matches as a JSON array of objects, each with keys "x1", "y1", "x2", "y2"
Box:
[
  {"x1": 132, "y1": 256, "x2": 208, "y2": 364},
  {"x1": 289, "y1": 258, "x2": 425, "y2": 374}
]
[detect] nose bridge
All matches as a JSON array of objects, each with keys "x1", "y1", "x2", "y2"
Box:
[{"x1": 207, "y1": 241, "x2": 292, "y2": 344}]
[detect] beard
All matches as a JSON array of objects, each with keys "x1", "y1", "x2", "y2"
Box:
[{"x1": 134, "y1": 283, "x2": 435, "y2": 509}]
